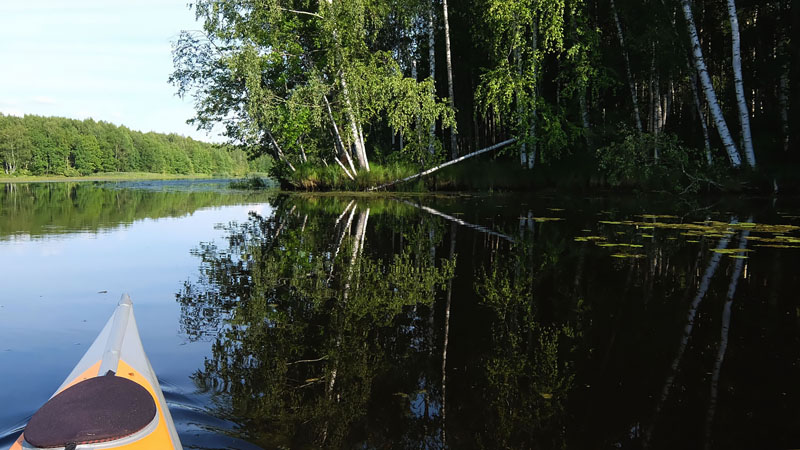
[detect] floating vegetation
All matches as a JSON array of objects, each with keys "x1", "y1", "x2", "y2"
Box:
[
  {"x1": 534, "y1": 217, "x2": 564, "y2": 223},
  {"x1": 597, "y1": 217, "x2": 800, "y2": 237},
  {"x1": 586, "y1": 214, "x2": 800, "y2": 259},
  {"x1": 547, "y1": 208, "x2": 565, "y2": 212},
  {"x1": 610, "y1": 253, "x2": 646, "y2": 259},
  {"x1": 754, "y1": 244, "x2": 800, "y2": 249},
  {"x1": 574, "y1": 235, "x2": 607, "y2": 243},
  {"x1": 710, "y1": 248, "x2": 754, "y2": 255}
]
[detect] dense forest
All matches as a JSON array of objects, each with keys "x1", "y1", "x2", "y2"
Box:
[
  {"x1": 172, "y1": 0, "x2": 797, "y2": 190},
  {"x1": 0, "y1": 114, "x2": 271, "y2": 177}
]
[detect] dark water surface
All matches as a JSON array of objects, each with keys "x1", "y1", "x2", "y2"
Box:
[{"x1": 2, "y1": 182, "x2": 800, "y2": 449}]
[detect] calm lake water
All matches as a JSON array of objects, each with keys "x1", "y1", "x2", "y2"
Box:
[{"x1": 1, "y1": 181, "x2": 800, "y2": 449}]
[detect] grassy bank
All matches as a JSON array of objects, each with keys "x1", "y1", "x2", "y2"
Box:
[
  {"x1": 279, "y1": 149, "x2": 798, "y2": 194},
  {"x1": 0, "y1": 172, "x2": 226, "y2": 183},
  {"x1": 279, "y1": 163, "x2": 426, "y2": 191}
]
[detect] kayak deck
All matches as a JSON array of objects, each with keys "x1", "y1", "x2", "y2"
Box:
[{"x1": 10, "y1": 295, "x2": 182, "y2": 450}]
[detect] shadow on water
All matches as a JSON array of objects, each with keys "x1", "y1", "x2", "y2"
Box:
[{"x1": 176, "y1": 193, "x2": 800, "y2": 449}]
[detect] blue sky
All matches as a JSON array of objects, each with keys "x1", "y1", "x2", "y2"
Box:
[{"x1": 0, "y1": 1, "x2": 221, "y2": 142}]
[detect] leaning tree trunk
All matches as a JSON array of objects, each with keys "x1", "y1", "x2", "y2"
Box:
[
  {"x1": 323, "y1": 94, "x2": 357, "y2": 176},
  {"x1": 610, "y1": 0, "x2": 643, "y2": 132},
  {"x1": 725, "y1": 0, "x2": 756, "y2": 168},
  {"x1": 442, "y1": 0, "x2": 457, "y2": 159},
  {"x1": 340, "y1": 73, "x2": 370, "y2": 171},
  {"x1": 689, "y1": 66, "x2": 713, "y2": 164},
  {"x1": 680, "y1": 0, "x2": 743, "y2": 167}
]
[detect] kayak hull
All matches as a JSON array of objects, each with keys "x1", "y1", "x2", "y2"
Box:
[{"x1": 10, "y1": 295, "x2": 182, "y2": 450}]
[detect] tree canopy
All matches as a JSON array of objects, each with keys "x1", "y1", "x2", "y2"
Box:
[{"x1": 173, "y1": 0, "x2": 797, "y2": 189}]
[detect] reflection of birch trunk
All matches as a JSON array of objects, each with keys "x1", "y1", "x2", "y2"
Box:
[
  {"x1": 325, "y1": 206, "x2": 370, "y2": 443},
  {"x1": 402, "y1": 200, "x2": 515, "y2": 243},
  {"x1": 329, "y1": 202, "x2": 357, "y2": 282},
  {"x1": 346, "y1": 208, "x2": 370, "y2": 288},
  {"x1": 644, "y1": 225, "x2": 734, "y2": 447},
  {"x1": 334, "y1": 200, "x2": 355, "y2": 227},
  {"x1": 441, "y1": 222, "x2": 456, "y2": 445},
  {"x1": 703, "y1": 222, "x2": 750, "y2": 450}
]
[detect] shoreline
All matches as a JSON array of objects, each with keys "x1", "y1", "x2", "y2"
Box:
[{"x1": 0, "y1": 172, "x2": 238, "y2": 184}]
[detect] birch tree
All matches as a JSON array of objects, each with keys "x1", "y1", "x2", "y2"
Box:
[
  {"x1": 725, "y1": 0, "x2": 756, "y2": 167},
  {"x1": 172, "y1": 0, "x2": 452, "y2": 179},
  {"x1": 610, "y1": 0, "x2": 643, "y2": 132},
  {"x1": 442, "y1": 0, "x2": 458, "y2": 158},
  {"x1": 680, "y1": 0, "x2": 744, "y2": 167}
]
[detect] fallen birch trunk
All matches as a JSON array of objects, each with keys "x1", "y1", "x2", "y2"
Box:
[{"x1": 368, "y1": 138, "x2": 517, "y2": 191}]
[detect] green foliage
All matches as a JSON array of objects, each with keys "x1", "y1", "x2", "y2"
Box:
[
  {"x1": 279, "y1": 161, "x2": 421, "y2": 191},
  {"x1": 0, "y1": 114, "x2": 254, "y2": 177},
  {"x1": 177, "y1": 201, "x2": 456, "y2": 447},
  {"x1": 597, "y1": 127, "x2": 722, "y2": 192},
  {"x1": 171, "y1": 0, "x2": 454, "y2": 183}
]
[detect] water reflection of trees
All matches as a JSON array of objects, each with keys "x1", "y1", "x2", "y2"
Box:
[
  {"x1": 178, "y1": 197, "x2": 454, "y2": 448},
  {"x1": 177, "y1": 196, "x2": 800, "y2": 449},
  {"x1": 0, "y1": 182, "x2": 268, "y2": 238}
]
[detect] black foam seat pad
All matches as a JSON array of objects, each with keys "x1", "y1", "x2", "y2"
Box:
[{"x1": 24, "y1": 375, "x2": 157, "y2": 448}]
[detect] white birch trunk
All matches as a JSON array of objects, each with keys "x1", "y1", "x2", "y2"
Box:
[
  {"x1": 369, "y1": 138, "x2": 516, "y2": 190},
  {"x1": 611, "y1": 0, "x2": 643, "y2": 132},
  {"x1": 442, "y1": 0, "x2": 457, "y2": 159},
  {"x1": 267, "y1": 130, "x2": 296, "y2": 172},
  {"x1": 323, "y1": 94, "x2": 357, "y2": 176},
  {"x1": 340, "y1": 73, "x2": 369, "y2": 171},
  {"x1": 681, "y1": 0, "x2": 743, "y2": 167},
  {"x1": 428, "y1": 3, "x2": 436, "y2": 155},
  {"x1": 726, "y1": 0, "x2": 756, "y2": 168},
  {"x1": 689, "y1": 67, "x2": 713, "y2": 164}
]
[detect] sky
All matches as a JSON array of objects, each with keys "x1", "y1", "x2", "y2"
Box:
[{"x1": 0, "y1": 1, "x2": 222, "y2": 142}]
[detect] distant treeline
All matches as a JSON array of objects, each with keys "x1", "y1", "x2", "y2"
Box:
[{"x1": 0, "y1": 114, "x2": 271, "y2": 176}]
